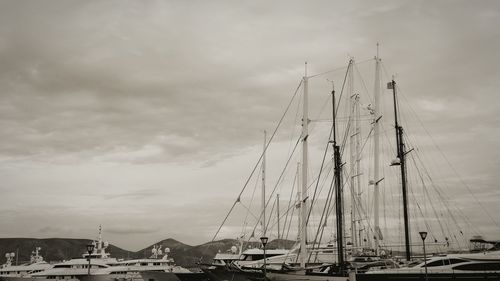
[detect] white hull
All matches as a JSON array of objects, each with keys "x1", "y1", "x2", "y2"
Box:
[{"x1": 267, "y1": 271, "x2": 350, "y2": 281}]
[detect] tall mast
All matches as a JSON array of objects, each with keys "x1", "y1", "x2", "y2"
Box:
[
  {"x1": 348, "y1": 59, "x2": 358, "y2": 249},
  {"x1": 300, "y1": 63, "x2": 309, "y2": 268},
  {"x1": 262, "y1": 130, "x2": 267, "y2": 236},
  {"x1": 354, "y1": 94, "x2": 362, "y2": 249},
  {"x1": 373, "y1": 49, "x2": 382, "y2": 254},
  {"x1": 332, "y1": 83, "x2": 345, "y2": 274},
  {"x1": 389, "y1": 79, "x2": 411, "y2": 261}
]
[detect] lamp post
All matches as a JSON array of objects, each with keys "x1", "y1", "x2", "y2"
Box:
[
  {"x1": 260, "y1": 236, "x2": 268, "y2": 280},
  {"x1": 419, "y1": 231, "x2": 428, "y2": 281},
  {"x1": 86, "y1": 243, "x2": 95, "y2": 276}
]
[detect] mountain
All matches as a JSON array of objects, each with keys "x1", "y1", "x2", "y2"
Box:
[
  {"x1": 0, "y1": 237, "x2": 295, "y2": 267},
  {"x1": 0, "y1": 238, "x2": 134, "y2": 263}
]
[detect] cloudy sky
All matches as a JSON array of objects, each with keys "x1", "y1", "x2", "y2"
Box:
[{"x1": 1, "y1": 0, "x2": 500, "y2": 251}]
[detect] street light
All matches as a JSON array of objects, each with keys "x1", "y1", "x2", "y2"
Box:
[
  {"x1": 419, "y1": 231, "x2": 428, "y2": 281},
  {"x1": 86, "y1": 243, "x2": 95, "y2": 276},
  {"x1": 260, "y1": 237, "x2": 268, "y2": 280}
]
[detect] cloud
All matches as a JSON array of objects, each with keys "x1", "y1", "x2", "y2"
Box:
[{"x1": 1, "y1": 0, "x2": 500, "y2": 250}]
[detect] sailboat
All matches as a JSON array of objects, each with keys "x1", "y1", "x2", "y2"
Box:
[{"x1": 207, "y1": 51, "x2": 500, "y2": 281}]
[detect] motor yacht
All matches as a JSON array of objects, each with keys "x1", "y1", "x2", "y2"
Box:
[{"x1": 0, "y1": 248, "x2": 52, "y2": 281}]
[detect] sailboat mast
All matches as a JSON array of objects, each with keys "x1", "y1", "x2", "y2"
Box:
[
  {"x1": 262, "y1": 130, "x2": 267, "y2": 236},
  {"x1": 389, "y1": 79, "x2": 411, "y2": 261},
  {"x1": 300, "y1": 63, "x2": 309, "y2": 268},
  {"x1": 348, "y1": 59, "x2": 358, "y2": 249},
  {"x1": 354, "y1": 94, "x2": 362, "y2": 249},
  {"x1": 332, "y1": 84, "x2": 345, "y2": 273},
  {"x1": 373, "y1": 53, "x2": 382, "y2": 254}
]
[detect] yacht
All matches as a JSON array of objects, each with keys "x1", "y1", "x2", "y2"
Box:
[
  {"x1": 368, "y1": 250, "x2": 500, "y2": 273},
  {"x1": 11, "y1": 227, "x2": 118, "y2": 281},
  {"x1": 0, "y1": 248, "x2": 52, "y2": 281},
  {"x1": 79, "y1": 245, "x2": 188, "y2": 281},
  {"x1": 202, "y1": 244, "x2": 292, "y2": 281}
]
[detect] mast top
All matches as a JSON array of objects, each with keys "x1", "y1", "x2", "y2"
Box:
[
  {"x1": 304, "y1": 61, "x2": 308, "y2": 78},
  {"x1": 327, "y1": 79, "x2": 335, "y2": 91}
]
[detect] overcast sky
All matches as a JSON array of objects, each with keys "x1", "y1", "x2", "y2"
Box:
[{"x1": 1, "y1": 0, "x2": 500, "y2": 252}]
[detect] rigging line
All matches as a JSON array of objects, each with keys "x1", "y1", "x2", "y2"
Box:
[
  {"x1": 306, "y1": 134, "x2": 333, "y2": 225},
  {"x1": 239, "y1": 201, "x2": 261, "y2": 222},
  {"x1": 353, "y1": 62, "x2": 374, "y2": 106},
  {"x1": 286, "y1": 90, "x2": 303, "y2": 162},
  {"x1": 410, "y1": 153, "x2": 448, "y2": 241},
  {"x1": 312, "y1": 180, "x2": 335, "y2": 264},
  {"x1": 340, "y1": 106, "x2": 353, "y2": 157},
  {"x1": 248, "y1": 136, "x2": 302, "y2": 241},
  {"x1": 407, "y1": 135, "x2": 481, "y2": 238},
  {"x1": 408, "y1": 178, "x2": 436, "y2": 243},
  {"x1": 380, "y1": 61, "x2": 500, "y2": 230},
  {"x1": 336, "y1": 61, "x2": 353, "y2": 160},
  {"x1": 285, "y1": 202, "x2": 296, "y2": 241},
  {"x1": 312, "y1": 169, "x2": 337, "y2": 263},
  {"x1": 344, "y1": 167, "x2": 375, "y2": 242},
  {"x1": 265, "y1": 195, "x2": 277, "y2": 234},
  {"x1": 211, "y1": 79, "x2": 303, "y2": 242},
  {"x1": 308, "y1": 58, "x2": 373, "y2": 79},
  {"x1": 309, "y1": 92, "x2": 332, "y2": 134},
  {"x1": 282, "y1": 164, "x2": 298, "y2": 240},
  {"x1": 335, "y1": 60, "x2": 352, "y2": 121},
  {"x1": 322, "y1": 172, "x2": 349, "y2": 241},
  {"x1": 406, "y1": 140, "x2": 467, "y2": 244},
  {"x1": 308, "y1": 163, "x2": 335, "y2": 248},
  {"x1": 403, "y1": 129, "x2": 478, "y2": 232},
  {"x1": 241, "y1": 166, "x2": 262, "y2": 236},
  {"x1": 307, "y1": 160, "x2": 335, "y2": 232}
]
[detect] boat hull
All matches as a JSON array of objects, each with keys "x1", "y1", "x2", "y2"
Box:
[
  {"x1": 140, "y1": 271, "x2": 209, "y2": 281},
  {"x1": 201, "y1": 266, "x2": 263, "y2": 281},
  {"x1": 266, "y1": 271, "x2": 349, "y2": 281},
  {"x1": 2, "y1": 278, "x2": 79, "y2": 281},
  {"x1": 356, "y1": 272, "x2": 500, "y2": 281},
  {"x1": 79, "y1": 274, "x2": 141, "y2": 281}
]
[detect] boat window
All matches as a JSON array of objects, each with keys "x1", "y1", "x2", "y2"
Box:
[
  {"x1": 153, "y1": 263, "x2": 160, "y2": 266},
  {"x1": 426, "y1": 260, "x2": 445, "y2": 267},
  {"x1": 141, "y1": 263, "x2": 148, "y2": 266},
  {"x1": 453, "y1": 262, "x2": 500, "y2": 271},
  {"x1": 449, "y1": 258, "x2": 466, "y2": 265},
  {"x1": 244, "y1": 255, "x2": 264, "y2": 261},
  {"x1": 54, "y1": 265, "x2": 72, "y2": 269}
]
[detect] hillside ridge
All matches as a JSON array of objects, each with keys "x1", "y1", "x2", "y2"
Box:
[{"x1": 0, "y1": 237, "x2": 295, "y2": 267}]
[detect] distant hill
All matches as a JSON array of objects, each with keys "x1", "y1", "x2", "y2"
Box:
[
  {"x1": 0, "y1": 238, "x2": 134, "y2": 263},
  {"x1": 0, "y1": 237, "x2": 295, "y2": 267}
]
